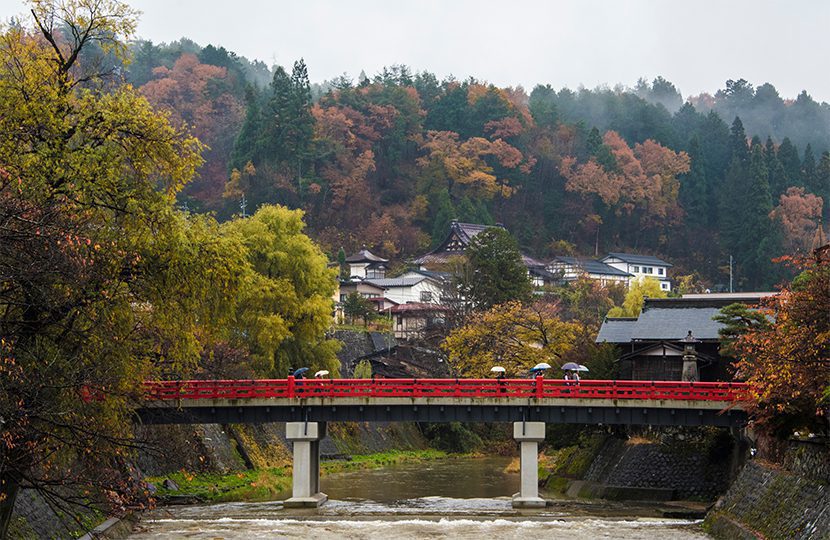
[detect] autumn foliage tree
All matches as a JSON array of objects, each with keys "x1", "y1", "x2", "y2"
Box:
[
  {"x1": 442, "y1": 301, "x2": 579, "y2": 378},
  {"x1": 0, "y1": 1, "x2": 249, "y2": 534},
  {"x1": 725, "y1": 251, "x2": 830, "y2": 437}
]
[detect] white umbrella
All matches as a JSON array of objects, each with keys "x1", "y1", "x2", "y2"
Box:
[
  {"x1": 577, "y1": 365, "x2": 590, "y2": 372},
  {"x1": 490, "y1": 366, "x2": 506, "y2": 373},
  {"x1": 314, "y1": 370, "x2": 330, "y2": 378},
  {"x1": 530, "y1": 362, "x2": 552, "y2": 371}
]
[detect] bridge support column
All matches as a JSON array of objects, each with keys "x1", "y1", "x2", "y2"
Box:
[
  {"x1": 512, "y1": 421, "x2": 546, "y2": 508},
  {"x1": 284, "y1": 422, "x2": 327, "y2": 508}
]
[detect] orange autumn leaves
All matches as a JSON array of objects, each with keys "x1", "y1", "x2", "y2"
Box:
[
  {"x1": 560, "y1": 131, "x2": 690, "y2": 225},
  {"x1": 418, "y1": 131, "x2": 532, "y2": 200}
]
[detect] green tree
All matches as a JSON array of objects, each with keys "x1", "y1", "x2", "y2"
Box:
[
  {"x1": 461, "y1": 228, "x2": 532, "y2": 311},
  {"x1": 817, "y1": 151, "x2": 830, "y2": 223},
  {"x1": 742, "y1": 144, "x2": 781, "y2": 289},
  {"x1": 352, "y1": 358, "x2": 373, "y2": 379},
  {"x1": 777, "y1": 137, "x2": 801, "y2": 188},
  {"x1": 220, "y1": 205, "x2": 340, "y2": 376},
  {"x1": 801, "y1": 143, "x2": 817, "y2": 195},
  {"x1": 607, "y1": 278, "x2": 668, "y2": 317},
  {"x1": 765, "y1": 136, "x2": 787, "y2": 198},
  {"x1": 680, "y1": 136, "x2": 709, "y2": 230},
  {"x1": 342, "y1": 292, "x2": 375, "y2": 326}
]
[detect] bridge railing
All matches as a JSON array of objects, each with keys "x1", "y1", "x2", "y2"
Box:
[{"x1": 143, "y1": 378, "x2": 748, "y2": 402}]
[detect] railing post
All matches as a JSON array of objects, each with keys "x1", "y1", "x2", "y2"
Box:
[
  {"x1": 535, "y1": 375, "x2": 543, "y2": 399},
  {"x1": 288, "y1": 376, "x2": 295, "y2": 399}
]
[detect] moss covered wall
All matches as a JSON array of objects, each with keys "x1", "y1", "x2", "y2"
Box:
[{"x1": 705, "y1": 460, "x2": 829, "y2": 540}]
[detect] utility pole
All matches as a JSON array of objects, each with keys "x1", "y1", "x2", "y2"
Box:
[
  {"x1": 729, "y1": 255, "x2": 733, "y2": 293},
  {"x1": 240, "y1": 195, "x2": 248, "y2": 218}
]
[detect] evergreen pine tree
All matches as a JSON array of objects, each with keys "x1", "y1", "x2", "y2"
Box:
[
  {"x1": 801, "y1": 143, "x2": 817, "y2": 194},
  {"x1": 742, "y1": 144, "x2": 779, "y2": 289},
  {"x1": 719, "y1": 157, "x2": 746, "y2": 265},
  {"x1": 679, "y1": 136, "x2": 708, "y2": 230},
  {"x1": 764, "y1": 136, "x2": 786, "y2": 198},
  {"x1": 777, "y1": 137, "x2": 802, "y2": 189},
  {"x1": 229, "y1": 86, "x2": 263, "y2": 171},
  {"x1": 697, "y1": 111, "x2": 731, "y2": 224},
  {"x1": 729, "y1": 117, "x2": 750, "y2": 166},
  {"x1": 817, "y1": 151, "x2": 830, "y2": 223}
]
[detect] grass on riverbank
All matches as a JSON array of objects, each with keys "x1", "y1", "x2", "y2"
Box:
[{"x1": 147, "y1": 449, "x2": 450, "y2": 503}]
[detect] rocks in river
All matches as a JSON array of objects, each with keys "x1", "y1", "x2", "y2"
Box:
[{"x1": 162, "y1": 478, "x2": 179, "y2": 491}]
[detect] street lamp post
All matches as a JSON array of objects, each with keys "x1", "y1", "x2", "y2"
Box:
[{"x1": 680, "y1": 330, "x2": 700, "y2": 382}]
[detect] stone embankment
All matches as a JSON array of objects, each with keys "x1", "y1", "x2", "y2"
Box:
[{"x1": 704, "y1": 440, "x2": 830, "y2": 540}]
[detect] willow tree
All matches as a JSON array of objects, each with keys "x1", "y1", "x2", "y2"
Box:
[
  {"x1": 220, "y1": 204, "x2": 341, "y2": 377},
  {"x1": 0, "y1": 1, "x2": 244, "y2": 534}
]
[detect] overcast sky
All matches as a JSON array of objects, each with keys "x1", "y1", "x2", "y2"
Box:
[{"x1": 2, "y1": 0, "x2": 829, "y2": 102}]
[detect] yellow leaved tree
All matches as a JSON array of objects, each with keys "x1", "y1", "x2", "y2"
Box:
[{"x1": 441, "y1": 301, "x2": 580, "y2": 378}]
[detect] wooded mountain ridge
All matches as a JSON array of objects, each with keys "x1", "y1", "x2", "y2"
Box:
[{"x1": 124, "y1": 38, "x2": 829, "y2": 291}]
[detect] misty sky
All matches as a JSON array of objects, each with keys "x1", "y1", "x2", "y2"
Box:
[{"x1": 2, "y1": 0, "x2": 829, "y2": 102}]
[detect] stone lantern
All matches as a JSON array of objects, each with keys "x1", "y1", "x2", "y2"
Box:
[{"x1": 680, "y1": 330, "x2": 700, "y2": 382}]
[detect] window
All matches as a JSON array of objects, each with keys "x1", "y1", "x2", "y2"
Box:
[
  {"x1": 661, "y1": 282, "x2": 669, "y2": 291},
  {"x1": 632, "y1": 266, "x2": 640, "y2": 273},
  {"x1": 420, "y1": 291, "x2": 433, "y2": 302},
  {"x1": 658, "y1": 268, "x2": 664, "y2": 276},
  {"x1": 644, "y1": 267, "x2": 653, "y2": 274}
]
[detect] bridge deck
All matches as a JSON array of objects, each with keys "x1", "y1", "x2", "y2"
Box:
[{"x1": 138, "y1": 378, "x2": 748, "y2": 427}]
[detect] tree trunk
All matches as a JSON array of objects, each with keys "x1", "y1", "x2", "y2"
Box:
[{"x1": 0, "y1": 472, "x2": 21, "y2": 540}]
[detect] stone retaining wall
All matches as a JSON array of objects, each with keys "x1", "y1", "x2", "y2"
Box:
[
  {"x1": 582, "y1": 429, "x2": 735, "y2": 500},
  {"x1": 705, "y1": 460, "x2": 830, "y2": 539}
]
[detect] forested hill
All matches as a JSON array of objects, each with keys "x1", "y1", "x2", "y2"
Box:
[{"x1": 127, "y1": 39, "x2": 830, "y2": 291}]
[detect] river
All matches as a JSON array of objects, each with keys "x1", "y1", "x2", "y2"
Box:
[{"x1": 129, "y1": 457, "x2": 709, "y2": 539}]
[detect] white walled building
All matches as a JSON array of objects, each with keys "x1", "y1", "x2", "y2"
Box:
[
  {"x1": 548, "y1": 256, "x2": 632, "y2": 287},
  {"x1": 364, "y1": 275, "x2": 444, "y2": 305},
  {"x1": 600, "y1": 253, "x2": 672, "y2": 291}
]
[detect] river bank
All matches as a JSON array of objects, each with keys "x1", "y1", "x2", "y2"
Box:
[{"x1": 148, "y1": 448, "x2": 451, "y2": 504}]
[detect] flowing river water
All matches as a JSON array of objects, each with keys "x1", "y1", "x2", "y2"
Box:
[{"x1": 128, "y1": 457, "x2": 710, "y2": 539}]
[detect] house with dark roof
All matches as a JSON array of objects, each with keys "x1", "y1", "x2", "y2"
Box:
[
  {"x1": 345, "y1": 247, "x2": 389, "y2": 280},
  {"x1": 412, "y1": 221, "x2": 557, "y2": 288},
  {"x1": 548, "y1": 256, "x2": 632, "y2": 287},
  {"x1": 600, "y1": 252, "x2": 672, "y2": 291},
  {"x1": 596, "y1": 293, "x2": 776, "y2": 381}
]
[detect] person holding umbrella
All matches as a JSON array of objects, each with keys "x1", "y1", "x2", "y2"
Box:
[
  {"x1": 529, "y1": 362, "x2": 551, "y2": 378},
  {"x1": 490, "y1": 366, "x2": 507, "y2": 394}
]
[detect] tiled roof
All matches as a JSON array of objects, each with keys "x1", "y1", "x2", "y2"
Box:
[
  {"x1": 602, "y1": 252, "x2": 672, "y2": 267},
  {"x1": 552, "y1": 257, "x2": 633, "y2": 277},
  {"x1": 454, "y1": 222, "x2": 503, "y2": 243},
  {"x1": 365, "y1": 277, "x2": 427, "y2": 288},
  {"x1": 345, "y1": 248, "x2": 389, "y2": 263},
  {"x1": 522, "y1": 254, "x2": 547, "y2": 268},
  {"x1": 596, "y1": 295, "x2": 772, "y2": 343},
  {"x1": 630, "y1": 306, "x2": 724, "y2": 341},
  {"x1": 389, "y1": 302, "x2": 450, "y2": 313},
  {"x1": 595, "y1": 318, "x2": 638, "y2": 343},
  {"x1": 405, "y1": 269, "x2": 452, "y2": 282}
]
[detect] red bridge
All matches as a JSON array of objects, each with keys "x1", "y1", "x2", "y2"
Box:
[
  {"x1": 144, "y1": 376, "x2": 747, "y2": 402},
  {"x1": 139, "y1": 376, "x2": 747, "y2": 427},
  {"x1": 137, "y1": 377, "x2": 749, "y2": 509}
]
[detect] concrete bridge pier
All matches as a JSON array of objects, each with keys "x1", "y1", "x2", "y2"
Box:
[
  {"x1": 284, "y1": 421, "x2": 327, "y2": 508},
  {"x1": 512, "y1": 421, "x2": 547, "y2": 508}
]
